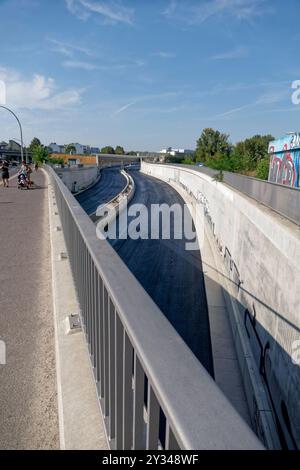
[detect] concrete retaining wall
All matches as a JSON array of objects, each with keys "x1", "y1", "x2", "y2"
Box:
[
  {"x1": 141, "y1": 162, "x2": 300, "y2": 450},
  {"x1": 55, "y1": 166, "x2": 99, "y2": 193}
]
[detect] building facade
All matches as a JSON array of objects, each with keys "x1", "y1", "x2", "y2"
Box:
[
  {"x1": 49, "y1": 142, "x2": 99, "y2": 155},
  {"x1": 159, "y1": 147, "x2": 194, "y2": 157},
  {"x1": 49, "y1": 143, "x2": 65, "y2": 154}
]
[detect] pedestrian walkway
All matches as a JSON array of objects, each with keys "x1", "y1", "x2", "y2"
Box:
[{"x1": 0, "y1": 170, "x2": 59, "y2": 449}]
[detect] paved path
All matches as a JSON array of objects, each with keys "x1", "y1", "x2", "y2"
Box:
[{"x1": 0, "y1": 170, "x2": 59, "y2": 449}]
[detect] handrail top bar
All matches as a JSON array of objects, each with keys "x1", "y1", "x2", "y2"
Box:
[
  {"x1": 154, "y1": 162, "x2": 300, "y2": 192},
  {"x1": 47, "y1": 165, "x2": 264, "y2": 450}
]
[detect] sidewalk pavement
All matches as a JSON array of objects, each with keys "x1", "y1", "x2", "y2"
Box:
[{"x1": 0, "y1": 170, "x2": 59, "y2": 449}]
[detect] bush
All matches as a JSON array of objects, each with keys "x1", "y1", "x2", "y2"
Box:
[
  {"x1": 164, "y1": 155, "x2": 186, "y2": 164},
  {"x1": 49, "y1": 157, "x2": 65, "y2": 165},
  {"x1": 256, "y1": 158, "x2": 270, "y2": 180},
  {"x1": 182, "y1": 157, "x2": 194, "y2": 165}
]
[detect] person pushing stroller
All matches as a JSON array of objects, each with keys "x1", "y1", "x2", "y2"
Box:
[{"x1": 18, "y1": 161, "x2": 31, "y2": 189}]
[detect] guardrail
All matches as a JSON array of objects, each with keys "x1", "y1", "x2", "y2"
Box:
[
  {"x1": 46, "y1": 165, "x2": 263, "y2": 450},
  {"x1": 177, "y1": 164, "x2": 300, "y2": 226}
]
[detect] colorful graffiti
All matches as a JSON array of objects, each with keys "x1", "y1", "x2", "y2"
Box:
[{"x1": 268, "y1": 135, "x2": 300, "y2": 188}]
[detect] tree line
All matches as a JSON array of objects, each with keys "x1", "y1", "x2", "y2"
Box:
[
  {"x1": 182, "y1": 128, "x2": 274, "y2": 180},
  {"x1": 64, "y1": 144, "x2": 137, "y2": 155},
  {"x1": 27, "y1": 130, "x2": 275, "y2": 180},
  {"x1": 99, "y1": 145, "x2": 137, "y2": 156},
  {"x1": 24, "y1": 139, "x2": 138, "y2": 164}
]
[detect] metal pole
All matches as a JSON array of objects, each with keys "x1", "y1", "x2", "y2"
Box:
[
  {"x1": 12, "y1": 137, "x2": 27, "y2": 163},
  {"x1": 0, "y1": 105, "x2": 24, "y2": 162}
]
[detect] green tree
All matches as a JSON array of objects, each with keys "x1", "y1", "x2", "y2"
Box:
[
  {"x1": 195, "y1": 128, "x2": 231, "y2": 164},
  {"x1": 115, "y1": 145, "x2": 125, "y2": 155},
  {"x1": 232, "y1": 134, "x2": 274, "y2": 172},
  {"x1": 126, "y1": 151, "x2": 137, "y2": 156},
  {"x1": 29, "y1": 137, "x2": 41, "y2": 153},
  {"x1": 32, "y1": 145, "x2": 49, "y2": 164},
  {"x1": 64, "y1": 144, "x2": 76, "y2": 154},
  {"x1": 206, "y1": 150, "x2": 234, "y2": 171},
  {"x1": 101, "y1": 146, "x2": 115, "y2": 154}
]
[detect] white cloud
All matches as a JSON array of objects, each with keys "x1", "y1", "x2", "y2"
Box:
[
  {"x1": 214, "y1": 102, "x2": 255, "y2": 118},
  {"x1": 47, "y1": 38, "x2": 93, "y2": 57},
  {"x1": 63, "y1": 60, "x2": 99, "y2": 70},
  {"x1": 65, "y1": 0, "x2": 134, "y2": 24},
  {"x1": 211, "y1": 46, "x2": 248, "y2": 60},
  {"x1": 163, "y1": 0, "x2": 273, "y2": 24},
  {"x1": 255, "y1": 87, "x2": 290, "y2": 105},
  {"x1": 112, "y1": 101, "x2": 137, "y2": 116},
  {"x1": 111, "y1": 91, "x2": 181, "y2": 117},
  {"x1": 0, "y1": 67, "x2": 82, "y2": 110},
  {"x1": 211, "y1": 86, "x2": 289, "y2": 120},
  {"x1": 62, "y1": 60, "x2": 128, "y2": 71},
  {"x1": 152, "y1": 51, "x2": 176, "y2": 59}
]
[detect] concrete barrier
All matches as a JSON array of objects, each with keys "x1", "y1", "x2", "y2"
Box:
[
  {"x1": 90, "y1": 170, "x2": 135, "y2": 231},
  {"x1": 141, "y1": 161, "x2": 300, "y2": 450},
  {"x1": 55, "y1": 166, "x2": 100, "y2": 193}
]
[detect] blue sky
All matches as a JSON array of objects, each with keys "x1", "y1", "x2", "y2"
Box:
[{"x1": 1, "y1": 0, "x2": 300, "y2": 151}]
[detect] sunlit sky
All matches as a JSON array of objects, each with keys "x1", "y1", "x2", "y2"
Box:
[{"x1": 1, "y1": 0, "x2": 300, "y2": 151}]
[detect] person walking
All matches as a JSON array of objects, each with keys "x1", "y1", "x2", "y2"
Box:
[
  {"x1": 0, "y1": 159, "x2": 10, "y2": 188},
  {"x1": 35, "y1": 162, "x2": 39, "y2": 172}
]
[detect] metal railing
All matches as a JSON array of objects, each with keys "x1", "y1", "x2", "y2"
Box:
[
  {"x1": 177, "y1": 164, "x2": 300, "y2": 226},
  {"x1": 47, "y1": 165, "x2": 263, "y2": 450}
]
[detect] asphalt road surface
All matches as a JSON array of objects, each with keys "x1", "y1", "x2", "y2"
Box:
[
  {"x1": 76, "y1": 167, "x2": 126, "y2": 215},
  {"x1": 79, "y1": 168, "x2": 214, "y2": 375}
]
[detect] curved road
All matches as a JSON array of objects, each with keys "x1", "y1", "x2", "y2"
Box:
[
  {"x1": 112, "y1": 171, "x2": 213, "y2": 374},
  {"x1": 78, "y1": 168, "x2": 214, "y2": 375},
  {"x1": 76, "y1": 167, "x2": 126, "y2": 215}
]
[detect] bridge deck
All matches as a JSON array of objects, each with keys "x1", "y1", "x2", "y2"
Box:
[{"x1": 0, "y1": 170, "x2": 59, "y2": 449}]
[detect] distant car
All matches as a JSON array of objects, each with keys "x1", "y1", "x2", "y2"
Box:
[
  {"x1": 11, "y1": 162, "x2": 18, "y2": 167},
  {"x1": 196, "y1": 162, "x2": 204, "y2": 167}
]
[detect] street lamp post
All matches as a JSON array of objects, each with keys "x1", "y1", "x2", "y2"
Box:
[
  {"x1": 12, "y1": 137, "x2": 28, "y2": 162},
  {"x1": 0, "y1": 105, "x2": 24, "y2": 162}
]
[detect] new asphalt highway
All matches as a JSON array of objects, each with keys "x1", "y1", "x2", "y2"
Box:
[
  {"x1": 78, "y1": 167, "x2": 214, "y2": 375},
  {"x1": 76, "y1": 167, "x2": 126, "y2": 215}
]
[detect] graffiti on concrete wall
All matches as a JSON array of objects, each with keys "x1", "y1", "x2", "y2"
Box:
[
  {"x1": 224, "y1": 248, "x2": 242, "y2": 293},
  {"x1": 268, "y1": 135, "x2": 300, "y2": 187},
  {"x1": 222, "y1": 248, "x2": 298, "y2": 449},
  {"x1": 244, "y1": 306, "x2": 298, "y2": 449}
]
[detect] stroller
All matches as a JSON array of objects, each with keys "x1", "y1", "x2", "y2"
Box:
[{"x1": 18, "y1": 172, "x2": 30, "y2": 190}]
